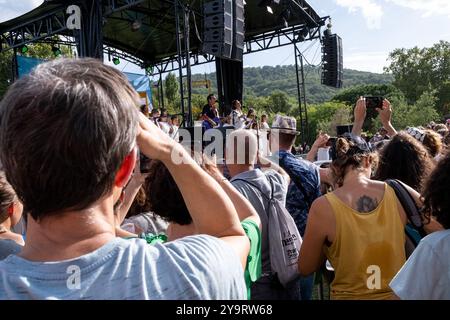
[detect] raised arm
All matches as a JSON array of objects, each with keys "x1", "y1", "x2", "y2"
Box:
[
  {"x1": 306, "y1": 132, "x2": 330, "y2": 162},
  {"x1": 377, "y1": 99, "x2": 397, "y2": 137},
  {"x1": 136, "y1": 113, "x2": 249, "y2": 267},
  {"x1": 352, "y1": 97, "x2": 367, "y2": 137}
]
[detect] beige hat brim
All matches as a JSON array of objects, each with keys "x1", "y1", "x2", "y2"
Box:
[{"x1": 271, "y1": 128, "x2": 300, "y2": 136}]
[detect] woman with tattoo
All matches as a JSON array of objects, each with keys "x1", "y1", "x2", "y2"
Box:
[{"x1": 298, "y1": 133, "x2": 416, "y2": 300}]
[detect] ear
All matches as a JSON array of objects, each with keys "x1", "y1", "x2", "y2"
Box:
[
  {"x1": 7, "y1": 204, "x2": 14, "y2": 217},
  {"x1": 114, "y1": 148, "x2": 137, "y2": 188}
]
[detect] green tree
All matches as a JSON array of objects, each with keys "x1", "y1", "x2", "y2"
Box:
[
  {"x1": 243, "y1": 95, "x2": 269, "y2": 111},
  {"x1": 331, "y1": 84, "x2": 404, "y2": 105},
  {"x1": 331, "y1": 84, "x2": 406, "y2": 132},
  {"x1": 372, "y1": 91, "x2": 440, "y2": 131},
  {"x1": 0, "y1": 50, "x2": 13, "y2": 98},
  {"x1": 0, "y1": 41, "x2": 73, "y2": 98},
  {"x1": 384, "y1": 41, "x2": 450, "y2": 114},
  {"x1": 304, "y1": 101, "x2": 351, "y2": 143},
  {"x1": 267, "y1": 90, "x2": 292, "y2": 114},
  {"x1": 164, "y1": 72, "x2": 179, "y2": 106}
]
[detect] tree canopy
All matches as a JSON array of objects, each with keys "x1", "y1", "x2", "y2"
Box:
[{"x1": 384, "y1": 40, "x2": 450, "y2": 114}]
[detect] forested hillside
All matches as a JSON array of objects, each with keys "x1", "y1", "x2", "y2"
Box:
[{"x1": 190, "y1": 65, "x2": 393, "y2": 104}]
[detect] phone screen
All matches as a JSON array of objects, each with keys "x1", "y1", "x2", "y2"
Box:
[{"x1": 365, "y1": 96, "x2": 383, "y2": 109}]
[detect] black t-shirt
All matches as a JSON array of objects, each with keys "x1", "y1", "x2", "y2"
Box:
[{"x1": 202, "y1": 104, "x2": 216, "y2": 119}]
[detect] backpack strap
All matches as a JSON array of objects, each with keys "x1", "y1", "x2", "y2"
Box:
[
  {"x1": 385, "y1": 179, "x2": 427, "y2": 237},
  {"x1": 232, "y1": 178, "x2": 272, "y2": 202}
]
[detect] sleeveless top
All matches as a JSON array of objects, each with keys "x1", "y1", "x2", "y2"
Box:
[{"x1": 323, "y1": 184, "x2": 406, "y2": 300}]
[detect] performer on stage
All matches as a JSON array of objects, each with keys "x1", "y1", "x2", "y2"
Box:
[
  {"x1": 201, "y1": 94, "x2": 220, "y2": 130},
  {"x1": 231, "y1": 100, "x2": 246, "y2": 129}
]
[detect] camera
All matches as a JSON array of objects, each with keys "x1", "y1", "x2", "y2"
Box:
[{"x1": 365, "y1": 96, "x2": 384, "y2": 109}]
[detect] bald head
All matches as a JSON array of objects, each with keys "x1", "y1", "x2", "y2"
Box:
[{"x1": 225, "y1": 129, "x2": 258, "y2": 166}]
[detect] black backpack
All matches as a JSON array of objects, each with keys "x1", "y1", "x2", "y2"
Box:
[{"x1": 385, "y1": 179, "x2": 427, "y2": 257}]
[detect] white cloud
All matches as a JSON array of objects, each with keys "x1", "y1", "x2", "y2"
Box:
[
  {"x1": 344, "y1": 51, "x2": 390, "y2": 73},
  {"x1": 335, "y1": 0, "x2": 384, "y2": 29},
  {"x1": 0, "y1": 0, "x2": 44, "y2": 23},
  {"x1": 385, "y1": 0, "x2": 450, "y2": 18}
]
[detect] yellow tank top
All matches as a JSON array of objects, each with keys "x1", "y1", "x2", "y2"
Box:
[{"x1": 324, "y1": 184, "x2": 406, "y2": 300}]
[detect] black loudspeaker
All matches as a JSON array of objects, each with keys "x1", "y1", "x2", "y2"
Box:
[
  {"x1": 232, "y1": 0, "x2": 245, "y2": 61},
  {"x1": 321, "y1": 33, "x2": 343, "y2": 88},
  {"x1": 202, "y1": 0, "x2": 233, "y2": 59}
]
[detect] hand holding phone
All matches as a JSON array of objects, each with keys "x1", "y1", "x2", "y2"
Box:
[{"x1": 365, "y1": 96, "x2": 384, "y2": 109}]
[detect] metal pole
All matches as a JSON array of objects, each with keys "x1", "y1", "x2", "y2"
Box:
[
  {"x1": 159, "y1": 73, "x2": 165, "y2": 109},
  {"x1": 11, "y1": 47, "x2": 19, "y2": 82},
  {"x1": 183, "y1": 6, "x2": 192, "y2": 127},
  {"x1": 294, "y1": 42, "x2": 308, "y2": 144},
  {"x1": 294, "y1": 43, "x2": 303, "y2": 142},
  {"x1": 299, "y1": 50, "x2": 308, "y2": 143},
  {"x1": 174, "y1": 0, "x2": 185, "y2": 124}
]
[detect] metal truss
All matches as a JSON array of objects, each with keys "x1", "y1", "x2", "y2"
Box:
[
  {"x1": 152, "y1": 18, "x2": 327, "y2": 74},
  {"x1": 0, "y1": 5, "x2": 69, "y2": 52},
  {"x1": 104, "y1": 0, "x2": 149, "y2": 15}
]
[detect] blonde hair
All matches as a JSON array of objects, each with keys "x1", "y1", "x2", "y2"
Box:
[{"x1": 422, "y1": 129, "x2": 442, "y2": 157}]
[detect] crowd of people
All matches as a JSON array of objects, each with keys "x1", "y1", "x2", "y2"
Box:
[{"x1": 0, "y1": 58, "x2": 449, "y2": 300}]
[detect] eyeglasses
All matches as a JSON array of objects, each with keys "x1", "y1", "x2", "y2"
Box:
[{"x1": 406, "y1": 127, "x2": 426, "y2": 143}]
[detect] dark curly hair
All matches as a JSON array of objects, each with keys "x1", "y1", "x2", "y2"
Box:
[
  {"x1": 331, "y1": 137, "x2": 378, "y2": 187},
  {"x1": 374, "y1": 132, "x2": 435, "y2": 192},
  {"x1": 422, "y1": 151, "x2": 450, "y2": 229},
  {"x1": 145, "y1": 160, "x2": 192, "y2": 225}
]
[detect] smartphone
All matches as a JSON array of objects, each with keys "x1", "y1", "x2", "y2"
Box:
[
  {"x1": 365, "y1": 96, "x2": 384, "y2": 109},
  {"x1": 139, "y1": 149, "x2": 152, "y2": 173}
]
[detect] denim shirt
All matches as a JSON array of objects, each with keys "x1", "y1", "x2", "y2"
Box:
[{"x1": 273, "y1": 150, "x2": 321, "y2": 236}]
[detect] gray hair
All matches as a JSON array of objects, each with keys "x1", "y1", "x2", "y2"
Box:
[{"x1": 0, "y1": 58, "x2": 139, "y2": 220}]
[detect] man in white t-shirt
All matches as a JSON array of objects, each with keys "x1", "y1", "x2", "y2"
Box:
[{"x1": 0, "y1": 58, "x2": 249, "y2": 300}]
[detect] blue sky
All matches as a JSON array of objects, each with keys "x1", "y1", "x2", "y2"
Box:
[{"x1": 1, "y1": 0, "x2": 449, "y2": 75}]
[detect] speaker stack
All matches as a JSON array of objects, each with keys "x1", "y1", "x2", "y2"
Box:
[
  {"x1": 202, "y1": 0, "x2": 245, "y2": 61},
  {"x1": 321, "y1": 33, "x2": 343, "y2": 88}
]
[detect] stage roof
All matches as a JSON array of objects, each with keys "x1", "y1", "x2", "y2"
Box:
[{"x1": 0, "y1": 0, "x2": 324, "y2": 65}]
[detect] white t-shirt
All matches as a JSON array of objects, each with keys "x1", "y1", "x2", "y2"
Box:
[
  {"x1": 390, "y1": 229, "x2": 450, "y2": 300},
  {"x1": 158, "y1": 121, "x2": 171, "y2": 135},
  {"x1": 169, "y1": 124, "x2": 179, "y2": 141},
  {"x1": 231, "y1": 110, "x2": 245, "y2": 129},
  {"x1": 0, "y1": 235, "x2": 246, "y2": 300}
]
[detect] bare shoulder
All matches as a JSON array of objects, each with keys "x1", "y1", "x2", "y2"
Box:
[
  {"x1": 369, "y1": 179, "x2": 388, "y2": 190},
  {"x1": 310, "y1": 196, "x2": 334, "y2": 220}
]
